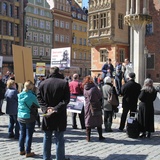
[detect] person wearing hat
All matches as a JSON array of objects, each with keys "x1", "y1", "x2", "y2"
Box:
[
  {"x1": 119, "y1": 72, "x2": 141, "y2": 131},
  {"x1": 69, "y1": 74, "x2": 85, "y2": 129},
  {"x1": 102, "y1": 76, "x2": 118, "y2": 132}
]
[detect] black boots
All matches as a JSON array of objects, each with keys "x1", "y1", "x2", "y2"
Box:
[
  {"x1": 97, "y1": 127, "x2": 105, "y2": 141},
  {"x1": 86, "y1": 127, "x2": 91, "y2": 142}
]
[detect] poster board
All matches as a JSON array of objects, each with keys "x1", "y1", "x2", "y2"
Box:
[
  {"x1": 12, "y1": 45, "x2": 34, "y2": 83},
  {"x1": 51, "y1": 47, "x2": 71, "y2": 69},
  {"x1": 36, "y1": 62, "x2": 46, "y2": 76},
  {"x1": 67, "y1": 96, "x2": 85, "y2": 113}
]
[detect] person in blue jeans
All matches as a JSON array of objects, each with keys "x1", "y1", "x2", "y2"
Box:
[
  {"x1": 5, "y1": 79, "x2": 19, "y2": 139},
  {"x1": 37, "y1": 67, "x2": 70, "y2": 160},
  {"x1": 18, "y1": 80, "x2": 40, "y2": 158}
]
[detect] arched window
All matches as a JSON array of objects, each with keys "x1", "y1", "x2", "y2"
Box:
[{"x1": 3, "y1": 2, "x2": 7, "y2": 16}]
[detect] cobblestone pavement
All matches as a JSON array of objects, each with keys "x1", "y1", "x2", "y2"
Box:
[{"x1": 0, "y1": 109, "x2": 160, "y2": 160}]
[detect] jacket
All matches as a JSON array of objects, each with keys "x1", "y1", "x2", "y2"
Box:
[
  {"x1": 37, "y1": 74, "x2": 70, "y2": 131},
  {"x1": 121, "y1": 79, "x2": 141, "y2": 109},
  {"x1": 18, "y1": 90, "x2": 39, "y2": 119},
  {"x1": 5, "y1": 87, "x2": 18, "y2": 115}
]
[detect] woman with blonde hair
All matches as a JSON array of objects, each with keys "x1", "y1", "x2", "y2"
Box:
[
  {"x1": 18, "y1": 80, "x2": 40, "y2": 157},
  {"x1": 138, "y1": 78, "x2": 157, "y2": 138},
  {"x1": 5, "y1": 79, "x2": 19, "y2": 139}
]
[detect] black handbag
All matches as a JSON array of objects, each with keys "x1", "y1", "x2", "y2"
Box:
[{"x1": 25, "y1": 102, "x2": 38, "y2": 119}]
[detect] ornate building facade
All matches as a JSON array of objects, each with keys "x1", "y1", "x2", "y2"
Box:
[
  {"x1": 70, "y1": 0, "x2": 91, "y2": 77},
  {"x1": 88, "y1": 0, "x2": 129, "y2": 76},
  {"x1": 0, "y1": 0, "x2": 26, "y2": 74}
]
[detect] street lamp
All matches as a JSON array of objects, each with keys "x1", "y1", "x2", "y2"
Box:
[{"x1": 144, "y1": 46, "x2": 149, "y2": 79}]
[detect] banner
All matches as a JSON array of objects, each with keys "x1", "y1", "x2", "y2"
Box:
[
  {"x1": 36, "y1": 62, "x2": 46, "y2": 76},
  {"x1": 67, "y1": 96, "x2": 85, "y2": 113},
  {"x1": 51, "y1": 47, "x2": 71, "y2": 69}
]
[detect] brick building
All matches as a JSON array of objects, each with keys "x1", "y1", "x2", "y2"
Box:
[{"x1": 0, "y1": 0, "x2": 26, "y2": 74}]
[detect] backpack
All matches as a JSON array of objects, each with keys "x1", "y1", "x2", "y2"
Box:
[{"x1": 108, "y1": 86, "x2": 119, "y2": 113}]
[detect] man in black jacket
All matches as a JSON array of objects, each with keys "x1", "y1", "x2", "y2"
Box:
[
  {"x1": 37, "y1": 67, "x2": 70, "y2": 160},
  {"x1": 119, "y1": 72, "x2": 141, "y2": 131}
]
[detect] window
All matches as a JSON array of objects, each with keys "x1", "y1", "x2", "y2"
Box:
[
  {"x1": 83, "y1": 15, "x2": 86, "y2": 20},
  {"x1": 33, "y1": 19, "x2": 38, "y2": 27},
  {"x1": 66, "y1": 36, "x2": 69, "y2": 43},
  {"x1": 93, "y1": 15, "x2": 98, "y2": 29},
  {"x1": 79, "y1": 53, "x2": 82, "y2": 59},
  {"x1": 74, "y1": 52, "x2": 76, "y2": 59},
  {"x1": 119, "y1": 49, "x2": 125, "y2": 62},
  {"x1": 146, "y1": 23, "x2": 153, "y2": 36},
  {"x1": 14, "y1": 24, "x2": 19, "y2": 37},
  {"x1": 83, "y1": 39, "x2": 86, "y2": 46},
  {"x1": 34, "y1": 8, "x2": 39, "y2": 14},
  {"x1": 46, "y1": 48, "x2": 50, "y2": 57},
  {"x1": 60, "y1": 35, "x2": 64, "y2": 42},
  {"x1": 100, "y1": 49, "x2": 108, "y2": 62},
  {"x1": 8, "y1": 22, "x2": 13, "y2": 36},
  {"x1": 27, "y1": 17, "x2": 32, "y2": 26},
  {"x1": 79, "y1": 26, "x2": 82, "y2": 31},
  {"x1": 88, "y1": 53, "x2": 91, "y2": 60},
  {"x1": 40, "y1": 9, "x2": 44, "y2": 16},
  {"x1": 147, "y1": 54, "x2": 154, "y2": 69},
  {"x1": 15, "y1": 6, "x2": 19, "y2": 18},
  {"x1": 65, "y1": 22, "x2": 69, "y2": 29},
  {"x1": 84, "y1": 27, "x2": 87, "y2": 32},
  {"x1": 55, "y1": 20, "x2": 59, "y2": 27},
  {"x1": 40, "y1": 20, "x2": 44, "y2": 28},
  {"x1": 33, "y1": 46, "x2": 38, "y2": 56},
  {"x1": 78, "y1": 14, "x2": 81, "y2": 19},
  {"x1": 79, "y1": 38, "x2": 82, "y2": 45},
  {"x1": 40, "y1": 34, "x2": 44, "y2": 42},
  {"x1": 33, "y1": 33, "x2": 38, "y2": 41},
  {"x1": 72, "y1": 12, "x2": 76, "y2": 17},
  {"x1": 100, "y1": 13, "x2": 106, "y2": 28},
  {"x1": 55, "y1": 34, "x2": 59, "y2": 41},
  {"x1": 73, "y1": 37, "x2": 77, "y2": 44},
  {"x1": 84, "y1": 53, "x2": 86, "y2": 59},
  {"x1": 73, "y1": 24, "x2": 77, "y2": 30},
  {"x1": 40, "y1": 47, "x2": 44, "y2": 56},
  {"x1": 26, "y1": 32, "x2": 32, "y2": 40},
  {"x1": 118, "y1": 13, "x2": 123, "y2": 29},
  {"x1": 46, "y1": 35, "x2": 51, "y2": 43},
  {"x1": 2, "y1": 2, "x2": 7, "y2": 16},
  {"x1": 9, "y1": 4, "x2": 13, "y2": 17},
  {"x1": 46, "y1": 21, "x2": 50, "y2": 30},
  {"x1": 60, "y1": 21, "x2": 64, "y2": 28}
]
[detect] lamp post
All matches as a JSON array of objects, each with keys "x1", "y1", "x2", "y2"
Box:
[{"x1": 144, "y1": 46, "x2": 149, "y2": 79}]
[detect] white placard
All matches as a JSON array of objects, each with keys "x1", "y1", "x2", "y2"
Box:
[{"x1": 0, "y1": 56, "x2": 3, "y2": 67}]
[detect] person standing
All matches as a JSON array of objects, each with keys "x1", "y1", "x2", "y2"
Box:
[
  {"x1": 0, "y1": 74, "x2": 6, "y2": 115},
  {"x1": 119, "y1": 72, "x2": 141, "y2": 131},
  {"x1": 82, "y1": 76, "x2": 105, "y2": 142},
  {"x1": 18, "y1": 80, "x2": 40, "y2": 157},
  {"x1": 138, "y1": 78, "x2": 157, "y2": 138},
  {"x1": 5, "y1": 79, "x2": 19, "y2": 139},
  {"x1": 37, "y1": 67, "x2": 70, "y2": 160},
  {"x1": 122, "y1": 58, "x2": 133, "y2": 83},
  {"x1": 102, "y1": 76, "x2": 118, "y2": 132},
  {"x1": 101, "y1": 58, "x2": 114, "y2": 79},
  {"x1": 114, "y1": 61, "x2": 123, "y2": 95},
  {"x1": 69, "y1": 73, "x2": 85, "y2": 129}
]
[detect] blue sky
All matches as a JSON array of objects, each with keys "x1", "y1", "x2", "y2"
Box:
[{"x1": 83, "y1": 0, "x2": 88, "y2": 8}]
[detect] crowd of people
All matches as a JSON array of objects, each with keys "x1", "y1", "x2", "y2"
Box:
[{"x1": 0, "y1": 59, "x2": 158, "y2": 160}]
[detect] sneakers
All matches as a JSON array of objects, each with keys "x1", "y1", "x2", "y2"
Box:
[{"x1": 26, "y1": 152, "x2": 35, "y2": 158}]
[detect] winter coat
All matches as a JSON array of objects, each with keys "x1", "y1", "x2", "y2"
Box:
[
  {"x1": 102, "y1": 83, "x2": 113, "y2": 111},
  {"x1": 5, "y1": 87, "x2": 18, "y2": 115},
  {"x1": 138, "y1": 89, "x2": 157, "y2": 132},
  {"x1": 83, "y1": 83, "x2": 103, "y2": 127},
  {"x1": 18, "y1": 90, "x2": 39, "y2": 120},
  {"x1": 101, "y1": 63, "x2": 114, "y2": 78},
  {"x1": 121, "y1": 79, "x2": 141, "y2": 110},
  {"x1": 69, "y1": 80, "x2": 83, "y2": 95},
  {"x1": 37, "y1": 74, "x2": 70, "y2": 131}
]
